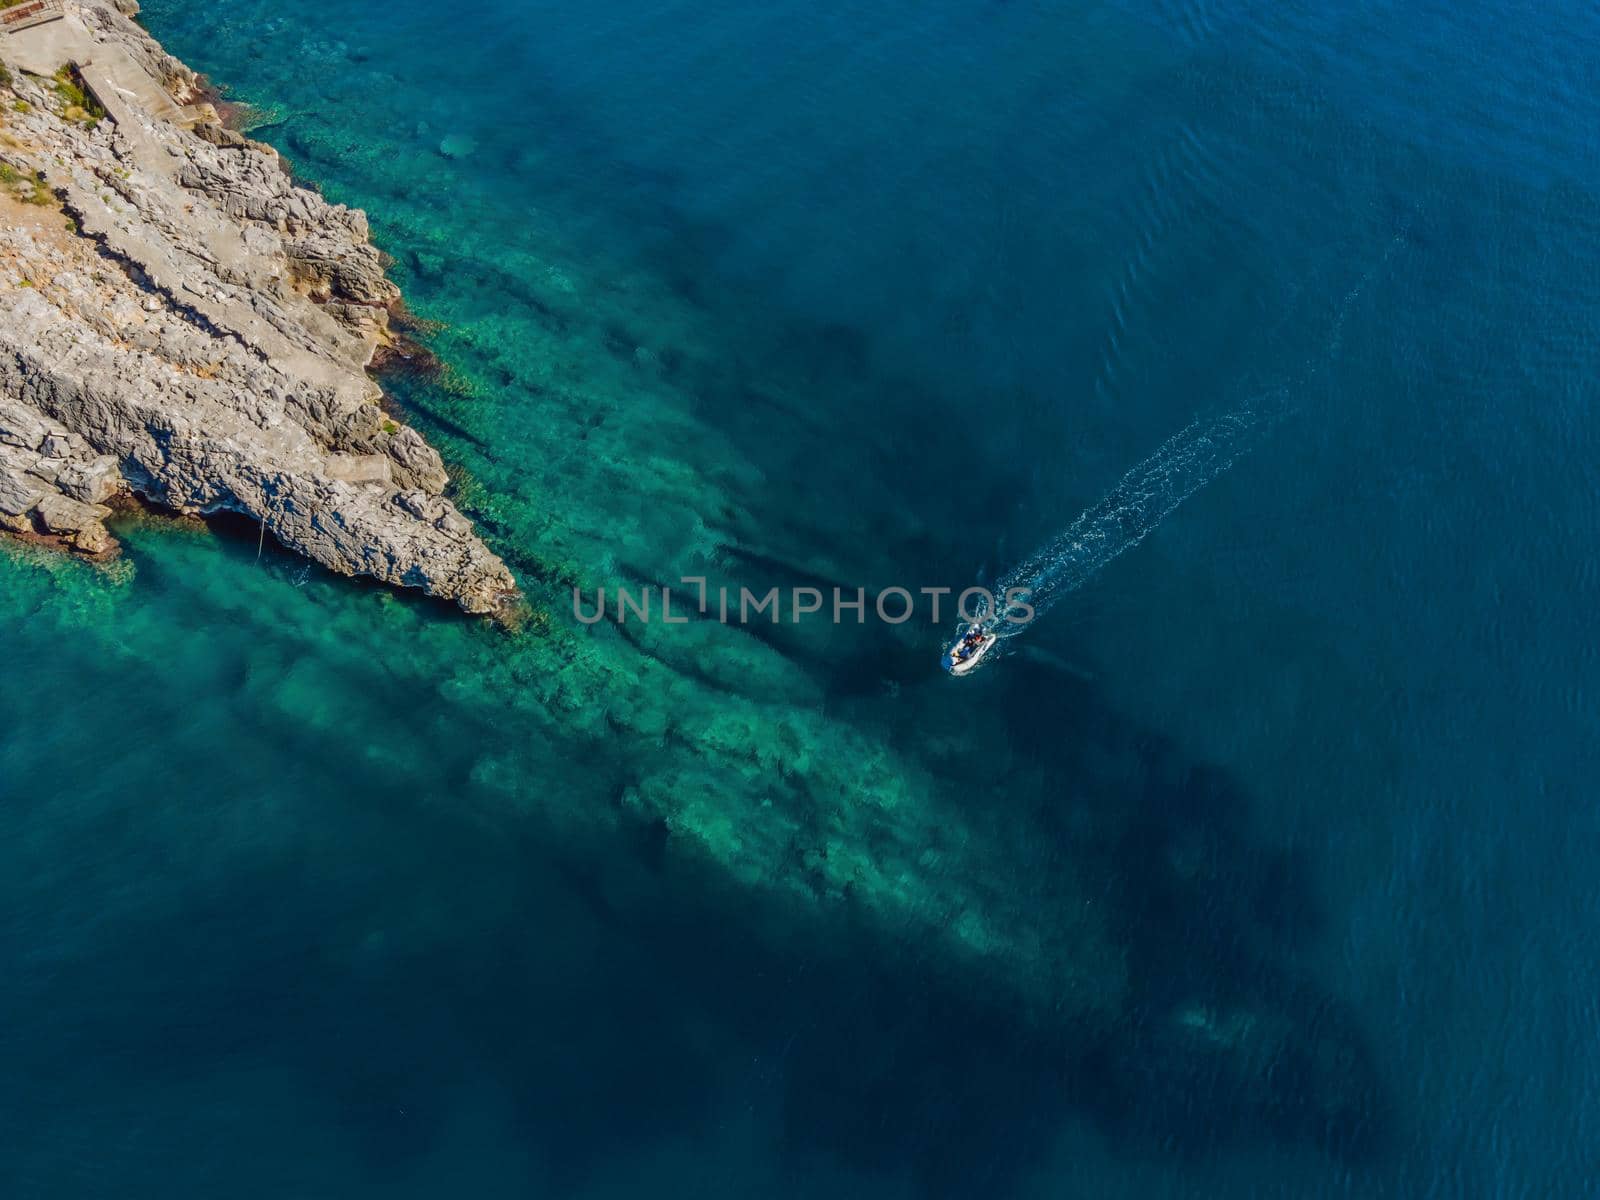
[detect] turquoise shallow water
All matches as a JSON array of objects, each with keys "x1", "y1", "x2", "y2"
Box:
[{"x1": 4, "y1": 0, "x2": 1600, "y2": 1194}]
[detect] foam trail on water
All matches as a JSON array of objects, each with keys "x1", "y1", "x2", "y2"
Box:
[
  {"x1": 988, "y1": 398, "x2": 1277, "y2": 635},
  {"x1": 948, "y1": 221, "x2": 1412, "y2": 668}
]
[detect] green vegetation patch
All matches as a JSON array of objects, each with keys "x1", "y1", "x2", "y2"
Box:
[
  {"x1": 0, "y1": 159, "x2": 54, "y2": 206},
  {"x1": 52, "y1": 66, "x2": 104, "y2": 128}
]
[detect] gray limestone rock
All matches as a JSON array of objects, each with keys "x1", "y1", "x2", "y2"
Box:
[
  {"x1": 56, "y1": 455, "x2": 124, "y2": 504},
  {"x1": 0, "y1": 399, "x2": 56, "y2": 453},
  {"x1": 0, "y1": 1, "x2": 520, "y2": 615},
  {"x1": 0, "y1": 461, "x2": 51, "y2": 518}
]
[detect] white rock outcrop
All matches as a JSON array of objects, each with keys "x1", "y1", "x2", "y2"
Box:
[{"x1": 0, "y1": 2, "x2": 518, "y2": 614}]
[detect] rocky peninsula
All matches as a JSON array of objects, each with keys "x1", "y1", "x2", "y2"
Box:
[{"x1": 0, "y1": 0, "x2": 517, "y2": 613}]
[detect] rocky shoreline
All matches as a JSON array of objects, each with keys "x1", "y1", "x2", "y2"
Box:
[{"x1": 0, "y1": 0, "x2": 518, "y2": 614}]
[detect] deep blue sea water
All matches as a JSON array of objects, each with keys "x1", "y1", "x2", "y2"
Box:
[{"x1": 4, "y1": 0, "x2": 1599, "y2": 1195}]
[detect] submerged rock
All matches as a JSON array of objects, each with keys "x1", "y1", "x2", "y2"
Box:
[{"x1": 0, "y1": 1, "x2": 518, "y2": 614}]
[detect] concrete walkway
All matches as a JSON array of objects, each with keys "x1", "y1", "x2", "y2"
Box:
[
  {"x1": 9, "y1": 12, "x2": 187, "y2": 124},
  {"x1": 7, "y1": 9, "x2": 376, "y2": 406},
  {"x1": 43, "y1": 153, "x2": 365, "y2": 398},
  {"x1": 79, "y1": 43, "x2": 188, "y2": 126},
  {"x1": 3, "y1": 8, "x2": 85, "y2": 75}
]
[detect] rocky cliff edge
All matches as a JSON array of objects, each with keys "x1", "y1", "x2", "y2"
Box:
[{"x1": 0, "y1": 0, "x2": 519, "y2": 615}]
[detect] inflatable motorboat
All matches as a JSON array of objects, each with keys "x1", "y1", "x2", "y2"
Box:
[{"x1": 942, "y1": 626, "x2": 998, "y2": 676}]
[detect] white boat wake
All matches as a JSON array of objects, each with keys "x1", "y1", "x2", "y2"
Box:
[
  {"x1": 943, "y1": 223, "x2": 1411, "y2": 675},
  {"x1": 996, "y1": 399, "x2": 1274, "y2": 629}
]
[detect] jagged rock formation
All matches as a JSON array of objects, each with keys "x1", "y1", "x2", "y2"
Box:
[{"x1": 0, "y1": 1, "x2": 518, "y2": 613}]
